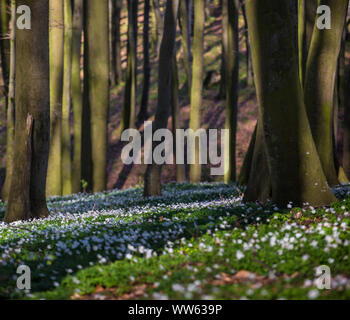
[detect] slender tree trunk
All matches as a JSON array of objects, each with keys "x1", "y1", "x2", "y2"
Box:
[
  {"x1": 189, "y1": 0, "x2": 205, "y2": 183},
  {"x1": 304, "y1": 0, "x2": 349, "y2": 187},
  {"x1": 119, "y1": 0, "x2": 137, "y2": 133},
  {"x1": 152, "y1": 0, "x2": 164, "y2": 55},
  {"x1": 47, "y1": 0, "x2": 64, "y2": 196},
  {"x1": 5, "y1": 0, "x2": 50, "y2": 222},
  {"x1": 62, "y1": 0, "x2": 73, "y2": 195},
  {"x1": 71, "y1": 0, "x2": 84, "y2": 194},
  {"x1": 245, "y1": 0, "x2": 336, "y2": 207},
  {"x1": 85, "y1": 0, "x2": 110, "y2": 192},
  {"x1": 298, "y1": 0, "x2": 317, "y2": 88},
  {"x1": 81, "y1": 2, "x2": 93, "y2": 192},
  {"x1": 144, "y1": 0, "x2": 179, "y2": 197},
  {"x1": 138, "y1": 0, "x2": 151, "y2": 122},
  {"x1": 179, "y1": 0, "x2": 192, "y2": 93},
  {"x1": 0, "y1": 0, "x2": 10, "y2": 94},
  {"x1": 172, "y1": 54, "x2": 186, "y2": 182},
  {"x1": 111, "y1": 0, "x2": 122, "y2": 85},
  {"x1": 239, "y1": 0, "x2": 253, "y2": 87},
  {"x1": 223, "y1": 0, "x2": 239, "y2": 183},
  {"x1": 1, "y1": 0, "x2": 15, "y2": 201}
]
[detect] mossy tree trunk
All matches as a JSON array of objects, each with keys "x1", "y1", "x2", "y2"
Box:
[
  {"x1": 71, "y1": 0, "x2": 84, "y2": 194},
  {"x1": 245, "y1": 0, "x2": 336, "y2": 207},
  {"x1": 223, "y1": 0, "x2": 239, "y2": 183},
  {"x1": 144, "y1": 0, "x2": 179, "y2": 197},
  {"x1": 138, "y1": 0, "x2": 151, "y2": 122},
  {"x1": 119, "y1": 0, "x2": 138, "y2": 133},
  {"x1": 62, "y1": 0, "x2": 73, "y2": 195},
  {"x1": 304, "y1": 0, "x2": 349, "y2": 187},
  {"x1": 47, "y1": 0, "x2": 64, "y2": 196},
  {"x1": 1, "y1": 0, "x2": 15, "y2": 201},
  {"x1": 189, "y1": 0, "x2": 205, "y2": 183},
  {"x1": 5, "y1": 0, "x2": 50, "y2": 222},
  {"x1": 298, "y1": 0, "x2": 317, "y2": 88},
  {"x1": 85, "y1": 0, "x2": 110, "y2": 193}
]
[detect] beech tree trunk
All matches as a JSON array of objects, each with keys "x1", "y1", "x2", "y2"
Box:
[
  {"x1": 245, "y1": 0, "x2": 336, "y2": 207},
  {"x1": 62, "y1": 0, "x2": 73, "y2": 195},
  {"x1": 189, "y1": 0, "x2": 205, "y2": 183},
  {"x1": 304, "y1": 0, "x2": 349, "y2": 187},
  {"x1": 1, "y1": 0, "x2": 15, "y2": 201},
  {"x1": 47, "y1": 0, "x2": 64, "y2": 196},
  {"x1": 119, "y1": 0, "x2": 138, "y2": 133},
  {"x1": 144, "y1": 0, "x2": 179, "y2": 197},
  {"x1": 85, "y1": 0, "x2": 110, "y2": 192},
  {"x1": 138, "y1": 0, "x2": 151, "y2": 122},
  {"x1": 71, "y1": 0, "x2": 84, "y2": 194},
  {"x1": 222, "y1": 0, "x2": 239, "y2": 183},
  {"x1": 5, "y1": 0, "x2": 50, "y2": 222}
]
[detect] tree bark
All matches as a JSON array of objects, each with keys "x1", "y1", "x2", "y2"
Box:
[
  {"x1": 71, "y1": 0, "x2": 84, "y2": 194},
  {"x1": 1, "y1": 0, "x2": 15, "y2": 201},
  {"x1": 0, "y1": 0, "x2": 10, "y2": 94},
  {"x1": 62, "y1": 0, "x2": 73, "y2": 195},
  {"x1": 5, "y1": 0, "x2": 50, "y2": 222},
  {"x1": 245, "y1": 0, "x2": 336, "y2": 207},
  {"x1": 85, "y1": 0, "x2": 110, "y2": 192},
  {"x1": 47, "y1": 0, "x2": 64, "y2": 196},
  {"x1": 171, "y1": 54, "x2": 186, "y2": 182},
  {"x1": 119, "y1": 0, "x2": 138, "y2": 133},
  {"x1": 223, "y1": 0, "x2": 239, "y2": 183},
  {"x1": 304, "y1": 0, "x2": 349, "y2": 187},
  {"x1": 138, "y1": 0, "x2": 151, "y2": 122},
  {"x1": 144, "y1": 0, "x2": 179, "y2": 197},
  {"x1": 298, "y1": 0, "x2": 317, "y2": 88},
  {"x1": 189, "y1": 0, "x2": 205, "y2": 183},
  {"x1": 179, "y1": 0, "x2": 192, "y2": 94}
]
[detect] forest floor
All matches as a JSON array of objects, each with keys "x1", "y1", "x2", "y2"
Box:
[
  {"x1": 0, "y1": 3, "x2": 257, "y2": 191},
  {"x1": 0, "y1": 182, "x2": 350, "y2": 300}
]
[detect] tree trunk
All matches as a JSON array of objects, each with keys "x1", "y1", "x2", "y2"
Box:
[
  {"x1": 245, "y1": 0, "x2": 336, "y2": 207},
  {"x1": 238, "y1": 123, "x2": 256, "y2": 186},
  {"x1": 144, "y1": 0, "x2": 179, "y2": 197},
  {"x1": 111, "y1": 0, "x2": 122, "y2": 86},
  {"x1": 61, "y1": 0, "x2": 73, "y2": 195},
  {"x1": 119, "y1": 0, "x2": 137, "y2": 133},
  {"x1": 81, "y1": 2, "x2": 93, "y2": 192},
  {"x1": 138, "y1": 0, "x2": 151, "y2": 122},
  {"x1": 71, "y1": 0, "x2": 84, "y2": 194},
  {"x1": 304, "y1": 0, "x2": 349, "y2": 187},
  {"x1": 189, "y1": 0, "x2": 205, "y2": 183},
  {"x1": 243, "y1": 119, "x2": 271, "y2": 202},
  {"x1": 5, "y1": 0, "x2": 50, "y2": 222},
  {"x1": 152, "y1": 0, "x2": 164, "y2": 55},
  {"x1": 0, "y1": 0, "x2": 10, "y2": 94},
  {"x1": 1, "y1": 0, "x2": 15, "y2": 201},
  {"x1": 85, "y1": 0, "x2": 110, "y2": 192},
  {"x1": 223, "y1": 0, "x2": 239, "y2": 183},
  {"x1": 179, "y1": 0, "x2": 192, "y2": 94},
  {"x1": 239, "y1": 0, "x2": 253, "y2": 87},
  {"x1": 172, "y1": 53, "x2": 186, "y2": 182},
  {"x1": 47, "y1": 0, "x2": 64, "y2": 196},
  {"x1": 298, "y1": 0, "x2": 317, "y2": 88}
]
